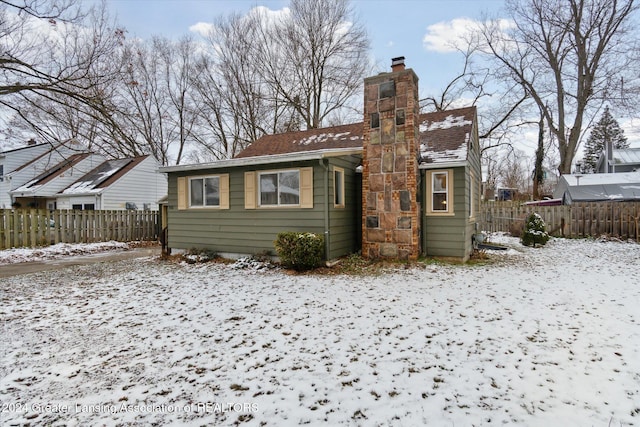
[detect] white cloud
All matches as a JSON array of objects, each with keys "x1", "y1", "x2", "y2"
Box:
[
  {"x1": 189, "y1": 22, "x2": 214, "y2": 37},
  {"x1": 248, "y1": 5, "x2": 290, "y2": 24},
  {"x1": 189, "y1": 6, "x2": 290, "y2": 38},
  {"x1": 423, "y1": 18, "x2": 514, "y2": 53}
]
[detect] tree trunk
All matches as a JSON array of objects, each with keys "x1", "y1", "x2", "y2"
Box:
[{"x1": 533, "y1": 114, "x2": 545, "y2": 199}]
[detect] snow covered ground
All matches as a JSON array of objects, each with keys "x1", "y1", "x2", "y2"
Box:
[
  {"x1": 0, "y1": 241, "x2": 129, "y2": 265},
  {"x1": 1, "y1": 235, "x2": 639, "y2": 426}
]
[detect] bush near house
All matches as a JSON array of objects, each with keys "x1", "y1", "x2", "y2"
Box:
[
  {"x1": 521, "y1": 212, "x2": 550, "y2": 247},
  {"x1": 274, "y1": 232, "x2": 325, "y2": 271}
]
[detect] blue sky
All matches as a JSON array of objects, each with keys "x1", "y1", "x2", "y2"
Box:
[{"x1": 102, "y1": 0, "x2": 505, "y2": 96}]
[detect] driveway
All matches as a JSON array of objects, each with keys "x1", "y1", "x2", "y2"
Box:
[{"x1": 0, "y1": 247, "x2": 160, "y2": 278}]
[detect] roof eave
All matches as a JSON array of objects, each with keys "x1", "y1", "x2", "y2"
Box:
[
  {"x1": 160, "y1": 147, "x2": 363, "y2": 173},
  {"x1": 419, "y1": 160, "x2": 469, "y2": 169},
  {"x1": 58, "y1": 189, "x2": 104, "y2": 197}
]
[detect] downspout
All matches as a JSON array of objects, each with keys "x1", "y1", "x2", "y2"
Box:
[{"x1": 319, "y1": 158, "x2": 330, "y2": 261}]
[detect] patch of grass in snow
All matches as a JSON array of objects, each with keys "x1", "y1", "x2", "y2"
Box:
[{"x1": 230, "y1": 383, "x2": 249, "y2": 391}]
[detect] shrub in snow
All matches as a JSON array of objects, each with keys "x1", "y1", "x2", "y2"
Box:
[
  {"x1": 274, "y1": 232, "x2": 324, "y2": 271},
  {"x1": 521, "y1": 213, "x2": 550, "y2": 247}
]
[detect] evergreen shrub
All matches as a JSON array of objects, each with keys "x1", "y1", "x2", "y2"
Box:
[
  {"x1": 274, "y1": 232, "x2": 325, "y2": 271},
  {"x1": 521, "y1": 212, "x2": 550, "y2": 247}
]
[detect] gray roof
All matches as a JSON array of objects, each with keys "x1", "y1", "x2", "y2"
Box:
[
  {"x1": 612, "y1": 148, "x2": 640, "y2": 165},
  {"x1": 596, "y1": 147, "x2": 640, "y2": 171},
  {"x1": 554, "y1": 171, "x2": 640, "y2": 202},
  {"x1": 566, "y1": 183, "x2": 640, "y2": 202}
]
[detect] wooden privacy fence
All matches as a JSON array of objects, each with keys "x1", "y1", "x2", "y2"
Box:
[
  {"x1": 0, "y1": 209, "x2": 160, "y2": 250},
  {"x1": 480, "y1": 201, "x2": 640, "y2": 241}
]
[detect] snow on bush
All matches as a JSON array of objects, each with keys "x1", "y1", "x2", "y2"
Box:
[{"x1": 521, "y1": 212, "x2": 550, "y2": 247}]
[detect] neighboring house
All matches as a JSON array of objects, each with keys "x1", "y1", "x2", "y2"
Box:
[
  {"x1": 57, "y1": 155, "x2": 167, "y2": 211},
  {"x1": 1, "y1": 141, "x2": 167, "y2": 211},
  {"x1": 552, "y1": 171, "x2": 640, "y2": 204},
  {"x1": 596, "y1": 147, "x2": 640, "y2": 173},
  {"x1": 161, "y1": 57, "x2": 482, "y2": 262},
  {"x1": 0, "y1": 141, "x2": 83, "y2": 208},
  {"x1": 10, "y1": 153, "x2": 106, "y2": 209}
]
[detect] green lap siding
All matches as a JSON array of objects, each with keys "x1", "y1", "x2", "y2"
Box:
[
  {"x1": 422, "y1": 164, "x2": 481, "y2": 261},
  {"x1": 326, "y1": 156, "x2": 361, "y2": 259},
  {"x1": 166, "y1": 156, "x2": 361, "y2": 259}
]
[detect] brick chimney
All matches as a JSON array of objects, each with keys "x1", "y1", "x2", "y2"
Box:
[
  {"x1": 361, "y1": 57, "x2": 420, "y2": 260},
  {"x1": 391, "y1": 56, "x2": 405, "y2": 72}
]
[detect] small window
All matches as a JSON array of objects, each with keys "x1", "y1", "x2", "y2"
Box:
[
  {"x1": 371, "y1": 112, "x2": 380, "y2": 129},
  {"x1": 396, "y1": 109, "x2": 405, "y2": 125},
  {"x1": 379, "y1": 81, "x2": 395, "y2": 98},
  {"x1": 72, "y1": 204, "x2": 82, "y2": 210},
  {"x1": 334, "y1": 167, "x2": 345, "y2": 208},
  {"x1": 190, "y1": 176, "x2": 220, "y2": 207},
  {"x1": 84, "y1": 204, "x2": 95, "y2": 211},
  {"x1": 259, "y1": 170, "x2": 300, "y2": 206},
  {"x1": 432, "y1": 172, "x2": 448, "y2": 211},
  {"x1": 426, "y1": 169, "x2": 454, "y2": 216}
]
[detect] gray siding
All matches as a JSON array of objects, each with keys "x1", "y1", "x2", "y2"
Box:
[{"x1": 167, "y1": 157, "x2": 361, "y2": 259}]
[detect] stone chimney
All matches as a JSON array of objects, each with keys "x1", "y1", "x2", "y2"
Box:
[{"x1": 361, "y1": 57, "x2": 420, "y2": 260}]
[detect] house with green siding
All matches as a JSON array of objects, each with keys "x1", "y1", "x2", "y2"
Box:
[{"x1": 160, "y1": 57, "x2": 481, "y2": 262}]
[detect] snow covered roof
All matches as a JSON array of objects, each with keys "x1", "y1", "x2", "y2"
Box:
[
  {"x1": 234, "y1": 122, "x2": 364, "y2": 158},
  {"x1": 12, "y1": 153, "x2": 91, "y2": 192},
  {"x1": 557, "y1": 171, "x2": 640, "y2": 202},
  {"x1": 562, "y1": 171, "x2": 640, "y2": 186},
  {"x1": 60, "y1": 156, "x2": 148, "y2": 195},
  {"x1": 566, "y1": 184, "x2": 640, "y2": 202},
  {"x1": 234, "y1": 107, "x2": 476, "y2": 164},
  {"x1": 418, "y1": 107, "x2": 476, "y2": 166},
  {"x1": 164, "y1": 106, "x2": 477, "y2": 173}
]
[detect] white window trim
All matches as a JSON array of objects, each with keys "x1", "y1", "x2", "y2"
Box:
[
  {"x1": 333, "y1": 167, "x2": 345, "y2": 208},
  {"x1": 189, "y1": 175, "x2": 221, "y2": 208},
  {"x1": 426, "y1": 169, "x2": 454, "y2": 216},
  {"x1": 258, "y1": 169, "x2": 301, "y2": 208}
]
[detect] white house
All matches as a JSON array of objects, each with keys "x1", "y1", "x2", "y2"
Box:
[
  {"x1": 10, "y1": 153, "x2": 106, "y2": 209},
  {"x1": 1, "y1": 142, "x2": 167, "y2": 211},
  {"x1": 0, "y1": 141, "x2": 86, "y2": 209},
  {"x1": 57, "y1": 155, "x2": 167, "y2": 210}
]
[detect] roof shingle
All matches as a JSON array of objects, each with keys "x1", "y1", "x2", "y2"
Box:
[{"x1": 234, "y1": 106, "x2": 477, "y2": 165}]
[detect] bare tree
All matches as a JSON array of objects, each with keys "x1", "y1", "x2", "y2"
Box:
[
  {"x1": 1, "y1": 0, "x2": 126, "y2": 150},
  {"x1": 159, "y1": 36, "x2": 199, "y2": 165},
  {"x1": 191, "y1": 10, "x2": 284, "y2": 160},
  {"x1": 192, "y1": 0, "x2": 370, "y2": 161},
  {"x1": 257, "y1": 0, "x2": 369, "y2": 129},
  {"x1": 479, "y1": 0, "x2": 639, "y2": 175},
  {"x1": 532, "y1": 108, "x2": 545, "y2": 199},
  {"x1": 0, "y1": 1, "x2": 123, "y2": 111}
]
